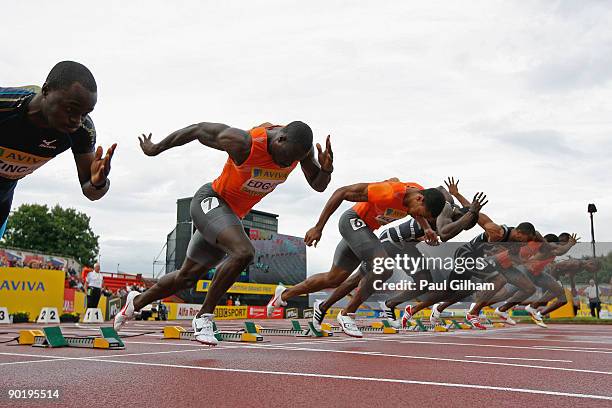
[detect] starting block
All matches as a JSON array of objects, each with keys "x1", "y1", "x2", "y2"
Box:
[
  {"x1": 321, "y1": 320, "x2": 398, "y2": 334},
  {"x1": 163, "y1": 323, "x2": 263, "y2": 343},
  {"x1": 19, "y1": 326, "x2": 124, "y2": 349},
  {"x1": 481, "y1": 317, "x2": 505, "y2": 329},
  {"x1": 244, "y1": 320, "x2": 333, "y2": 337},
  {"x1": 447, "y1": 319, "x2": 471, "y2": 330},
  {"x1": 404, "y1": 319, "x2": 449, "y2": 332}
]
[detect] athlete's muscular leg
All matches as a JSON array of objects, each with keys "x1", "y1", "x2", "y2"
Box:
[
  {"x1": 199, "y1": 225, "x2": 255, "y2": 315},
  {"x1": 498, "y1": 271, "x2": 537, "y2": 312},
  {"x1": 532, "y1": 273, "x2": 567, "y2": 315},
  {"x1": 435, "y1": 290, "x2": 474, "y2": 313},
  {"x1": 282, "y1": 265, "x2": 352, "y2": 301},
  {"x1": 319, "y1": 272, "x2": 362, "y2": 312},
  {"x1": 134, "y1": 258, "x2": 215, "y2": 311},
  {"x1": 469, "y1": 274, "x2": 507, "y2": 315},
  {"x1": 385, "y1": 270, "x2": 433, "y2": 309},
  {"x1": 342, "y1": 261, "x2": 394, "y2": 314},
  {"x1": 406, "y1": 290, "x2": 456, "y2": 315},
  {"x1": 485, "y1": 284, "x2": 518, "y2": 306}
]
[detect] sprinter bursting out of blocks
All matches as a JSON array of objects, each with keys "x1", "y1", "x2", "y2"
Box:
[
  {"x1": 114, "y1": 122, "x2": 334, "y2": 345},
  {"x1": 267, "y1": 178, "x2": 446, "y2": 338},
  {"x1": 0, "y1": 61, "x2": 117, "y2": 238}
]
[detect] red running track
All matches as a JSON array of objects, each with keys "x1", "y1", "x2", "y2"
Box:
[{"x1": 1, "y1": 320, "x2": 612, "y2": 407}]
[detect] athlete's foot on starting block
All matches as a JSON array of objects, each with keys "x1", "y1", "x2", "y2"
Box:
[
  {"x1": 494, "y1": 307, "x2": 516, "y2": 325},
  {"x1": 337, "y1": 312, "x2": 363, "y2": 338},
  {"x1": 192, "y1": 313, "x2": 219, "y2": 346},
  {"x1": 379, "y1": 301, "x2": 400, "y2": 329},
  {"x1": 401, "y1": 305, "x2": 414, "y2": 329},
  {"x1": 266, "y1": 284, "x2": 287, "y2": 317},
  {"x1": 525, "y1": 305, "x2": 548, "y2": 328},
  {"x1": 430, "y1": 303, "x2": 442, "y2": 325},
  {"x1": 467, "y1": 313, "x2": 487, "y2": 330},
  {"x1": 312, "y1": 300, "x2": 325, "y2": 331},
  {"x1": 113, "y1": 290, "x2": 140, "y2": 331}
]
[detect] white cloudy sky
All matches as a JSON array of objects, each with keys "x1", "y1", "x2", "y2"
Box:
[{"x1": 3, "y1": 1, "x2": 611, "y2": 276}]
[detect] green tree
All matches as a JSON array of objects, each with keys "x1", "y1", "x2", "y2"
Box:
[{"x1": 1, "y1": 203, "x2": 99, "y2": 265}]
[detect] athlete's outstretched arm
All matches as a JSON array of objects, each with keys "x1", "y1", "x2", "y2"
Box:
[
  {"x1": 304, "y1": 183, "x2": 369, "y2": 247},
  {"x1": 445, "y1": 177, "x2": 472, "y2": 207},
  {"x1": 74, "y1": 144, "x2": 117, "y2": 201},
  {"x1": 138, "y1": 123, "x2": 250, "y2": 163},
  {"x1": 300, "y1": 135, "x2": 333, "y2": 192},
  {"x1": 551, "y1": 233, "x2": 579, "y2": 256},
  {"x1": 436, "y1": 192, "x2": 487, "y2": 241}
]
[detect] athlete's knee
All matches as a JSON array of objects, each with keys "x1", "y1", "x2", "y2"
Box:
[
  {"x1": 328, "y1": 273, "x2": 349, "y2": 288},
  {"x1": 230, "y1": 246, "x2": 255, "y2": 266},
  {"x1": 176, "y1": 267, "x2": 201, "y2": 288},
  {"x1": 523, "y1": 284, "x2": 536, "y2": 297}
]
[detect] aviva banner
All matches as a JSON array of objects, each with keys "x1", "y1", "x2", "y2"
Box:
[{"x1": 0, "y1": 267, "x2": 64, "y2": 320}]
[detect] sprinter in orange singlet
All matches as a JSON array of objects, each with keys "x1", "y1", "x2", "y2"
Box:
[
  {"x1": 267, "y1": 179, "x2": 446, "y2": 337},
  {"x1": 114, "y1": 121, "x2": 333, "y2": 345}
]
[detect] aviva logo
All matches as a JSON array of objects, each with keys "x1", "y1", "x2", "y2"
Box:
[
  {"x1": 0, "y1": 280, "x2": 46, "y2": 292},
  {"x1": 251, "y1": 168, "x2": 290, "y2": 180}
]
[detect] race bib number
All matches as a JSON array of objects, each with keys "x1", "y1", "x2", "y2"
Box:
[
  {"x1": 200, "y1": 197, "x2": 220, "y2": 214},
  {"x1": 350, "y1": 218, "x2": 366, "y2": 230},
  {"x1": 240, "y1": 168, "x2": 291, "y2": 196}
]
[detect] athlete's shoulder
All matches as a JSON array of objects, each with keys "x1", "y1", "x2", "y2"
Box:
[
  {"x1": 404, "y1": 181, "x2": 424, "y2": 190},
  {"x1": 0, "y1": 85, "x2": 40, "y2": 97},
  {"x1": 0, "y1": 86, "x2": 39, "y2": 116}
]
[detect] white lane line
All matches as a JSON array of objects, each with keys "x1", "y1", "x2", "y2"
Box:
[
  {"x1": 532, "y1": 345, "x2": 612, "y2": 352},
  {"x1": 0, "y1": 347, "x2": 226, "y2": 366},
  {"x1": 42, "y1": 357, "x2": 612, "y2": 401},
  {"x1": 464, "y1": 356, "x2": 572, "y2": 363},
  {"x1": 0, "y1": 337, "x2": 365, "y2": 367},
  {"x1": 239, "y1": 344, "x2": 612, "y2": 375},
  {"x1": 366, "y1": 337, "x2": 612, "y2": 354},
  {"x1": 452, "y1": 335, "x2": 612, "y2": 345}
]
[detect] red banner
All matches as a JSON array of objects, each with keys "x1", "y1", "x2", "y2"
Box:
[
  {"x1": 247, "y1": 306, "x2": 284, "y2": 319},
  {"x1": 63, "y1": 288, "x2": 75, "y2": 313}
]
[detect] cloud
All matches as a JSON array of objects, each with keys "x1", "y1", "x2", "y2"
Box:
[
  {"x1": 4, "y1": 1, "x2": 612, "y2": 277},
  {"x1": 491, "y1": 129, "x2": 583, "y2": 157}
]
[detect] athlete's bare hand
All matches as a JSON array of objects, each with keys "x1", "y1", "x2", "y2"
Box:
[
  {"x1": 469, "y1": 192, "x2": 488, "y2": 214},
  {"x1": 139, "y1": 133, "x2": 159, "y2": 156},
  {"x1": 90, "y1": 143, "x2": 117, "y2": 186},
  {"x1": 568, "y1": 233, "x2": 580, "y2": 245},
  {"x1": 424, "y1": 228, "x2": 440, "y2": 246},
  {"x1": 444, "y1": 177, "x2": 460, "y2": 197},
  {"x1": 304, "y1": 226, "x2": 323, "y2": 247},
  {"x1": 317, "y1": 135, "x2": 333, "y2": 173}
]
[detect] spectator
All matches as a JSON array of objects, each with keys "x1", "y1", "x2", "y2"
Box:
[
  {"x1": 585, "y1": 279, "x2": 601, "y2": 318},
  {"x1": 226, "y1": 296, "x2": 233, "y2": 306},
  {"x1": 235, "y1": 296, "x2": 241, "y2": 307},
  {"x1": 85, "y1": 263, "x2": 103, "y2": 308}
]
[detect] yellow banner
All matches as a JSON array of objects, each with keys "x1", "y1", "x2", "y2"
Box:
[
  {"x1": 162, "y1": 303, "x2": 248, "y2": 320},
  {"x1": 0, "y1": 267, "x2": 64, "y2": 320},
  {"x1": 196, "y1": 280, "x2": 280, "y2": 295},
  {"x1": 214, "y1": 306, "x2": 247, "y2": 320},
  {"x1": 73, "y1": 291, "x2": 107, "y2": 318}
]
